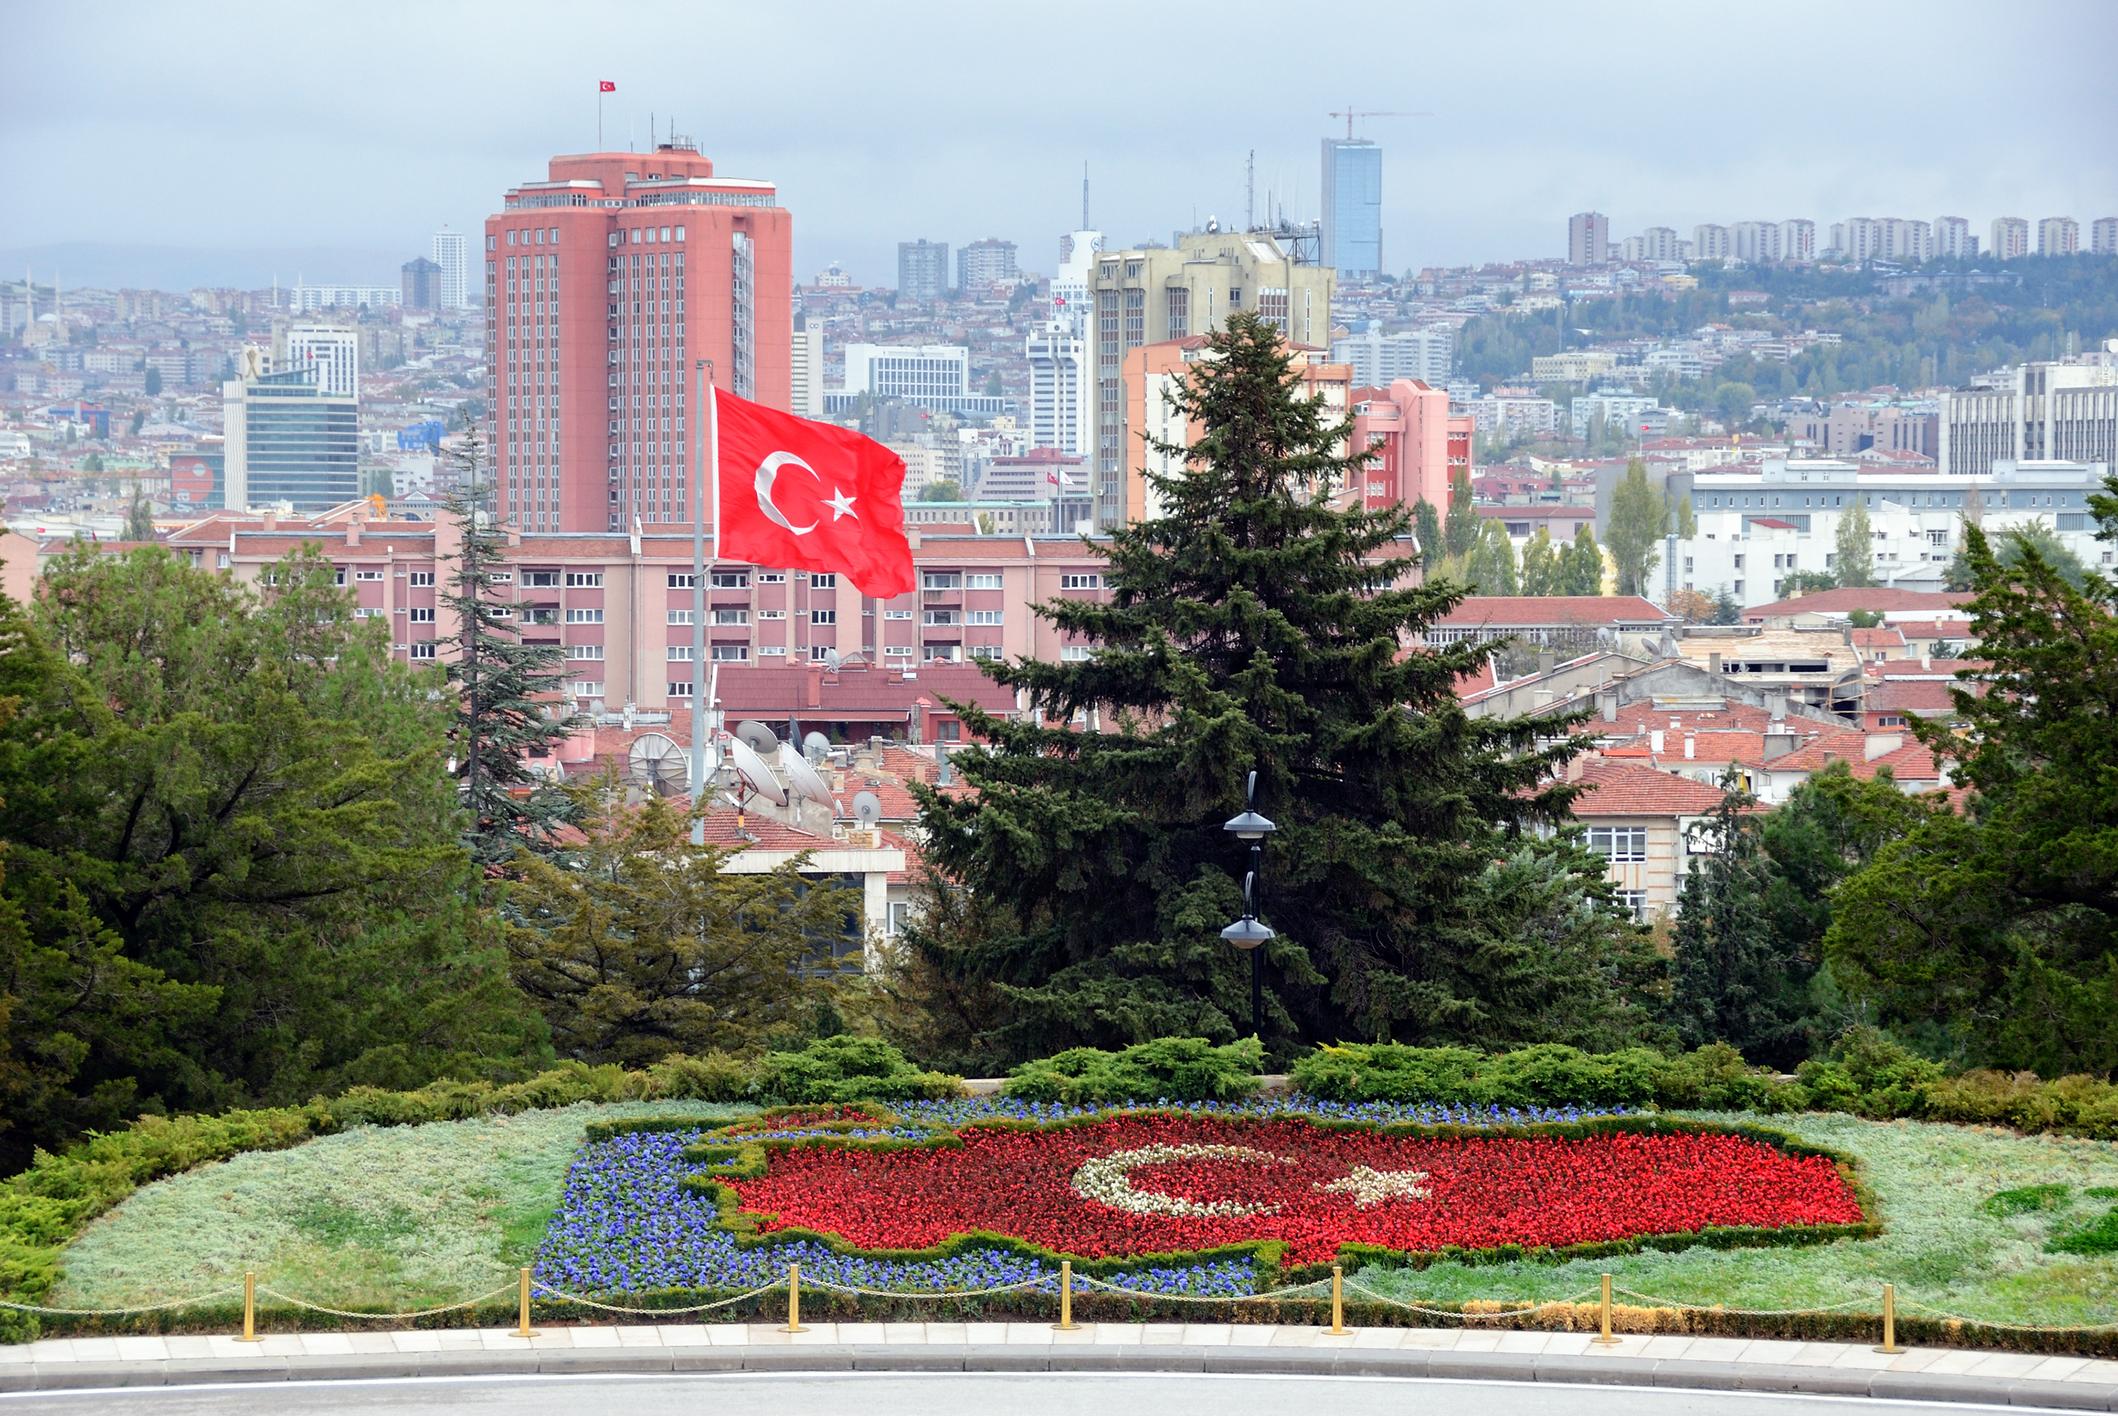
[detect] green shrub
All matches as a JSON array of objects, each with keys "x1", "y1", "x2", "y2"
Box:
[
  {"x1": 749, "y1": 1036, "x2": 960, "y2": 1103},
  {"x1": 1001, "y1": 1037, "x2": 1262, "y2": 1104},
  {"x1": 2049, "y1": 1206, "x2": 2118, "y2": 1256},
  {"x1": 644, "y1": 1050, "x2": 755, "y2": 1101},
  {"x1": 1983, "y1": 1184, "x2": 2071, "y2": 1217}
]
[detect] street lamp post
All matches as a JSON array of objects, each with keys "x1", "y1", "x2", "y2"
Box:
[{"x1": 1221, "y1": 769, "x2": 1277, "y2": 1040}]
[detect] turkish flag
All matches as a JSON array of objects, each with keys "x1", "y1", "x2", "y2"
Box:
[
  {"x1": 713, "y1": 388, "x2": 915, "y2": 598},
  {"x1": 598, "y1": 80, "x2": 616, "y2": 92}
]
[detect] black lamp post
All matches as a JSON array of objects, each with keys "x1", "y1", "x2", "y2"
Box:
[{"x1": 1221, "y1": 769, "x2": 1277, "y2": 1040}]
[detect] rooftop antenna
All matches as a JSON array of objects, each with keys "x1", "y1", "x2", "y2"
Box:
[{"x1": 1082, "y1": 161, "x2": 1089, "y2": 229}]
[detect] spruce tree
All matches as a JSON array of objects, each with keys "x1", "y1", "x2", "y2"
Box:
[
  {"x1": 911, "y1": 315, "x2": 1598, "y2": 1059},
  {"x1": 440, "y1": 431, "x2": 581, "y2": 867}
]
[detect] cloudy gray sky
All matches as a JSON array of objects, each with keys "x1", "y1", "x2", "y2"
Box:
[{"x1": 5, "y1": 0, "x2": 2115, "y2": 291}]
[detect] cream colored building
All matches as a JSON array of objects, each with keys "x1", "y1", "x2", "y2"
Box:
[{"x1": 1088, "y1": 230, "x2": 1333, "y2": 527}]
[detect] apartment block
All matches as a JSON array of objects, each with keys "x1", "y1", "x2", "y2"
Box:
[
  {"x1": 2038, "y1": 216, "x2": 2080, "y2": 256},
  {"x1": 1990, "y1": 217, "x2": 2030, "y2": 260}
]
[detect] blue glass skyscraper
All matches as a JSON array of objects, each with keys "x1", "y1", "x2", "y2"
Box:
[{"x1": 1320, "y1": 138, "x2": 1383, "y2": 276}]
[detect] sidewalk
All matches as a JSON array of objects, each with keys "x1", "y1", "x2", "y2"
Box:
[{"x1": 6, "y1": 1321, "x2": 2118, "y2": 1407}]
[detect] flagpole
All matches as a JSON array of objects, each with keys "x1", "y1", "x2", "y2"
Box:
[
  {"x1": 597, "y1": 87, "x2": 603, "y2": 149},
  {"x1": 690, "y1": 358, "x2": 714, "y2": 845}
]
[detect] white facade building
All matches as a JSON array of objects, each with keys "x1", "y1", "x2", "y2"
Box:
[
  {"x1": 284, "y1": 324, "x2": 360, "y2": 399},
  {"x1": 1940, "y1": 351, "x2": 2118, "y2": 475},
  {"x1": 1934, "y1": 216, "x2": 1973, "y2": 259},
  {"x1": 1671, "y1": 458, "x2": 2115, "y2": 605},
  {"x1": 431, "y1": 228, "x2": 470, "y2": 310},
  {"x1": 1780, "y1": 219, "x2": 1816, "y2": 262},
  {"x1": 1642, "y1": 226, "x2": 1681, "y2": 262},
  {"x1": 1567, "y1": 211, "x2": 1609, "y2": 266},
  {"x1": 2094, "y1": 218, "x2": 2118, "y2": 257},
  {"x1": 789, "y1": 316, "x2": 825, "y2": 417},
  {"x1": 840, "y1": 343, "x2": 973, "y2": 405},
  {"x1": 1990, "y1": 217, "x2": 2030, "y2": 260},
  {"x1": 1692, "y1": 224, "x2": 1732, "y2": 262},
  {"x1": 1330, "y1": 327, "x2": 1453, "y2": 387},
  {"x1": 287, "y1": 283, "x2": 400, "y2": 312},
  {"x1": 1732, "y1": 221, "x2": 1782, "y2": 263},
  {"x1": 1025, "y1": 324, "x2": 1090, "y2": 456},
  {"x1": 1050, "y1": 229, "x2": 1101, "y2": 336},
  {"x1": 2038, "y1": 217, "x2": 2080, "y2": 256}
]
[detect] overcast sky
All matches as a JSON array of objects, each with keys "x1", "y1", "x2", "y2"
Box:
[{"x1": 5, "y1": 0, "x2": 2115, "y2": 291}]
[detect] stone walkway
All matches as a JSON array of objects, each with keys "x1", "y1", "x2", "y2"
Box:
[{"x1": 5, "y1": 1322, "x2": 2118, "y2": 1406}]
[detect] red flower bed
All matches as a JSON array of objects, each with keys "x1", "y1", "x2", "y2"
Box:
[{"x1": 721, "y1": 1115, "x2": 1863, "y2": 1267}]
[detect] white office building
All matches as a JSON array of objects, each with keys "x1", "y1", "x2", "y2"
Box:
[
  {"x1": 1330, "y1": 326, "x2": 1453, "y2": 387},
  {"x1": 1050, "y1": 229, "x2": 1101, "y2": 336},
  {"x1": 287, "y1": 283, "x2": 400, "y2": 312},
  {"x1": 1672, "y1": 458, "x2": 2116, "y2": 604},
  {"x1": 432, "y1": 228, "x2": 470, "y2": 310},
  {"x1": 789, "y1": 315, "x2": 825, "y2": 417},
  {"x1": 841, "y1": 343, "x2": 972, "y2": 406},
  {"x1": 1732, "y1": 221, "x2": 1782, "y2": 263},
  {"x1": 1567, "y1": 211, "x2": 1609, "y2": 266},
  {"x1": 1025, "y1": 324, "x2": 1090, "y2": 456},
  {"x1": 284, "y1": 324, "x2": 360, "y2": 399},
  {"x1": 1940, "y1": 350, "x2": 2118, "y2": 476}
]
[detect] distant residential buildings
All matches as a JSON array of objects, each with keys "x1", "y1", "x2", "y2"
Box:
[
  {"x1": 431, "y1": 228, "x2": 470, "y2": 311},
  {"x1": 1086, "y1": 229, "x2": 1333, "y2": 527},
  {"x1": 399, "y1": 256, "x2": 443, "y2": 312},
  {"x1": 789, "y1": 314, "x2": 825, "y2": 417},
  {"x1": 956, "y1": 238, "x2": 1018, "y2": 291},
  {"x1": 897, "y1": 239, "x2": 950, "y2": 301},
  {"x1": 1567, "y1": 211, "x2": 1609, "y2": 266},
  {"x1": 1934, "y1": 216, "x2": 1973, "y2": 260},
  {"x1": 1732, "y1": 220, "x2": 1781, "y2": 264},
  {"x1": 1025, "y1": 323, "x2": 1089, "y2": 458},
  {"x1": 1692, "y1": 224, "x2": 1732, "y2": 262},
  {"x1": 1329, "y1": 326, "x2": 1453, "y2": 386},
  {"x1": 1781, "y1": 219, "x2": 1816, "y2": 262},
  {"x1": 2095, "y1": 218, "x2": 2118, "y2": 256},
  {"x1": 1320, "y1": 138, "x2": 1383, "y2": 275},
  {"x1": 1530, "y1": 350, "x2": 1617, "y2": 384},
  {"x1": 288, "y1": 282, "x2": 400, "y2": 312},
  {"x1": 2038, "y1": 217, "x2": 2081, "y2": 257},
  {"x1": 1990, "y1": 217, "x2": 2030, "y2": 260}
]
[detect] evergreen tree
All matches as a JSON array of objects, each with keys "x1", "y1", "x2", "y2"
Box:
[
  {"x1": 441, "y1": 431, "x2": 582, "y2": 867},
  {"x1": 1672, "y1": 493, "x2": 1697, "y2": 539},
  {"x1": 909, "y1": 314, "x2": 1602, "y2": 1058},
  {"x1": 1667, "y1": 779, "x2": 1812, "y2": 1067},
  {"x1": 1829, "y1": 493, "x2": 2118, "y2": 1073},
  {"x1": 1561, "y1": 524, "x2": 1606, "y2": 595},
  {"x1": 1413, "y1": 499, "x2": 1445, "y2": 568},
  {"x1": 1711, "y1": 586, "x2": 1743, "y2": 624},
  {"x1": 1465, "y1": 520, "x2": 1519, "y2": 594},
  {"x1": 1444, "y1": 467, "x2": 1478, "y2": 559},
  {"x1": 503, "y1": 786, "x2": 859, "y2": 1065},
  {"x1": 122, "y1": 486, "x2": 154, "y2": 541},
  {"x1": 1519, "y1": 527, "x2": 1560, "y2": 596},
  {"x1": 1606, "y1": 458, "x2": 1664, "y2": 596},
  {"x1": 1835, "y1": 498, "x2": 1875, "y2": 587}
]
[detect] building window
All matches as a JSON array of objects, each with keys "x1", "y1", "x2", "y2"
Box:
[
  {"x1": 409, "y1": 607, "x2": 435, "y2": 623},
  {"x1": 1614, "y1": 889, "x2": 1649, "y2": 922},
  {"x1": 967, "y1": 572, "x2": 1003, "y2": 589},
  {"x1": 761, "y1": 571, "x2": 787, "y2": 583},
  {"x1": 668, "y1": 572, "x2": 697, "y2": 588},
  {"x1": 711, "y1": 644, "x2": 750, "y2": 662},
  {"x1": 811, "y1": 609, "x2": 837, "y2": 626},
  {"x1": 1587, "y1": 826, "x2": 1648, "y2": 862},
  {"x1": 711, "y1": 570, "x2": 750, "y2": 589},
  {"x1": 566, "y1": 608, "x2": 604, "y2": 623},
  {"x1": 668, "y1": 609, "x2": 694, "y2": 624},
  {"x1": 409, "y1": 570, "x2": 435, "y2": 587},
  {"x1": 523, "y1": 570, "x2": 560, "y2": 588},
  {"x1": 568, "y1": 644, "x2": 605, "y2": 660},
  {"x1": 354, "y1": 570, "x2": 383, "y2": 582},
  {"x1": 570, "y1": 681, "x2": 605, "y2": 698},
  {"x1": 809, "y1": 573, "x2": 837, "y2": 589},
  {"x1": 883, "y1": 645, "x2": 915, "y2": 658},
  {"x1": 565, "y1": 571, "x2": 603, "y2": 588},
  {"x1": 409, "y1": 643, "x2": 437, "y2": 660},
  {"x1": 759, "y1": 644, "x2": 788, "y2": 656},
  {"x1": 884, "y1": 609, "x2": 914, "y2": 620},
  {"x1": 668, "y1": 681, "x2": 693, "y2": 697},
  {"x1": 967, "y1": 609, "x2": 1003, "y2": 625},
  {"x1": 668, "y1": 645, "x2": 695, "y2": 660},
  {"x1": 1061, "y1": 645, "x2": 1095, "y2": 661},
  {"x1": 1059, "y1": 573, "x2": 1103, "y2": 590}
]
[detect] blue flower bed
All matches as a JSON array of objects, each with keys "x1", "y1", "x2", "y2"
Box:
[{"x1": 534, "y1": 1095, "x2": 1628, "y2": 1299}]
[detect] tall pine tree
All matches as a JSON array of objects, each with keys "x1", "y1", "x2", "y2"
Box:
[
  {"x1": 909, "y1": 315, "x2": 1599, "y2": 1060},
  {"x1": 441, "y1": 431, "x2": 581, "y2": 867}
]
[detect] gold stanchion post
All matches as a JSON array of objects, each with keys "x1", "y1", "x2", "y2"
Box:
[
  {"x1": 1053, "y1": 1260, "x2": 1078, "y2": 1331},
  {"x1": 1591, "y1": 1272, "x2": 1620, "y2": 1346},
  {"x1": 1327, "y1": 1264, "x2": 1348, "y2": 1336},
  {"x1": 1874, "y1": 1283, "x2": 1902, "y2": 1354},
  {"x1": 236, "y1": 1270, "x2": 261, "y2": 1342},
  {"x1": 781, "y1": 1262, "x2": 809, "y2": 1334},
  {"x1": 515, "y1": 1266, "x2": 539, "y2": 1339}
]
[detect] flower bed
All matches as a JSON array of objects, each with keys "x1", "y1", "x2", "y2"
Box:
[{"x1": 536, "y1": 1099, "x2": 1869, "y2": 1296}]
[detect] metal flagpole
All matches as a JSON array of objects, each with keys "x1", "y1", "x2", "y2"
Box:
[{"x1": 690, "y1": 360, "x2": 714, "y2": 845}]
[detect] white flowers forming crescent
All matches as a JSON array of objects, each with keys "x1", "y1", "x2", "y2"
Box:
[{"x1": 1071, "y1": 1146, "x2": 1434, "y2": 1218}]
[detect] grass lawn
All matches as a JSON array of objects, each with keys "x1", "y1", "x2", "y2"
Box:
[
  {"x1": 53, "y1": 1102, "x2": 747, "y2": 1312},
  {"x1": 1354, "y1": 1112, "x2": 2118, "y2": 1328},
  {"x1": 52, "y1": 1104, "x2": 2118, "y2": 1328}
]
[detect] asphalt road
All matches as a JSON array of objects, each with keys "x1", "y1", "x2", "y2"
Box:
[{"x1": 0, "y1": 1372, "x2": 2047, "y2": 1416}]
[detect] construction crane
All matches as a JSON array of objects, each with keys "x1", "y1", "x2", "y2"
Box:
[{"x1": 1328, "y1": 107, "x2": 1434, "y2": 140}]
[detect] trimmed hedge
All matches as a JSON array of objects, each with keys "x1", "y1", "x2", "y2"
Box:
[
  {"x1": 1001, "y1": 1037, "x2": 1263, "y2": 1104},
  {"x1": 0, "y1": 1040, "x2": 958, "y2": 1341}
]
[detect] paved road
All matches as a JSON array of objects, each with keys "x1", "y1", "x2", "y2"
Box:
[{"x1": 0, "y1": 1371, "x2": 2049, "y2": 1415}]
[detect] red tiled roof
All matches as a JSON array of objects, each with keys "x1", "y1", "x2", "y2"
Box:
[
  {"x1": 716, "y1": 664, "x2": 1017, "y2": 717},
  {"x1": 1851, "y1": 628, "x2": 1907, "y2": 648},
  {"x1": 1890, "y1": 619, "x2": 1975, "y2": 639},
  {"x1": 1435, "y1": 596, "x2": 1672, "y2": 628},
  {"x1": 1744, "y1": 588, "x2": 1970, "y2": 620},
  {"x1": 1868, "y1": 658, "x2": 1987, "y2": 678},
  {"x1": 1599, "y1": 698, "x2": 1777, "y2": 736},
  {"x1": 1570, "y1": 759, "x2": 1730, "y2": 817},
  {"x1": 1769, "y1": 730, "x2": 1944, "y2": 783},
  {"x1": 1865, "y1": 679, "x2": 1961, "y2": 714}
]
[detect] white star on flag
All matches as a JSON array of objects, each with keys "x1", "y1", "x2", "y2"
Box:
[{"x1": 828, "y1": 487, "x2": 858, "y2": 521}]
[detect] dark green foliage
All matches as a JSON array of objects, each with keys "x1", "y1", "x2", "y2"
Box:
[
  {"x1": 1290, "y1": 1041, "x2": 1780, "y2": 1111},
  {"x1": 1605, "y1": 458, "x2": 1664, "y2": 596},
  {"x1": 439, "y1": 432, "x2": 581, "y2": 867},
  {"x1": 2048, "y1": 1208, "x2": 2118, "y2": 1256},
  {"x1": 0, "y1": 545, "x2": 543, "y2": 1174},
  {"x1": 1711, "y1": 587, "x2": 1743, "y2": 624},
  {"x1": 907, "y1": 313, "x2": 1615, "y2": 1061},
  {"x1": 1828, "y1": 481, "x2": 2118, "y2": 1074},
  {"x1": 1465, "y1": 519, "x2": 1518, "y2": 594},
  {"x1": 1834, "y1": 499, "x2": 1875, "y2": 588},
  {"x1": 1001, "y1": 1037, "x2": 1262, "y2": 1103},
  {"x1": 1518, "y1": 527, "x2": 1559, "y2": 595},
  {"x1": 1982, "y1": 1184, "x2": 2070, "y2": 1217},
  {"x1": 1413, "y1": 499, "x2": 1444, "y2": 567},
  {"x1": 503, "y1": 787, "x2": 862, "y2": 1067},
  {"x1": 747, "y1": 1036, "x2": 960, "y2": 1104},
  {"x1": 1561, "y1": 524, "x2": 1605, "y2": 595},
  {"x1": 1444, "y1": 467, "x2": 1478, "y2": 559}
]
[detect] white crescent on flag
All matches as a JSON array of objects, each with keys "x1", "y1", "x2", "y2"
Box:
[{"x1": 754, "y1": 450, "x2": 820, "y2": 536}]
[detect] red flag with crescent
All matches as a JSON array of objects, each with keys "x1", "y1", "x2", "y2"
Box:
[{"x1": 713, "y1": 388, "x2": 915, "y2": 598}]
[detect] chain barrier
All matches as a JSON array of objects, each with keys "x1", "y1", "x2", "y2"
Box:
[
  {"x1": 0, "y1": 1286, "x2": 247, "y2": 1317},
  {"x1": 1611, "y1": 1287, "x2": 1875, "y2": 1319},
  {"x1": 1075, "y1": 1275, "x2": 1332, "y2": 1304},
  {"x1": 526, "y1": 1279, "x2": 784, "y2": 1317},
  {"x1": 801, "y1": 1276, "x2": 1050, "y2": 1300},
  {"x1": 1895, "y1": 1296, "x2": 2118, "y2": 1335},
  {"x1": 1342, "y1": 1279, "x2": 1599, "y2": 1321},
  {"x1": 253, "y1": 1284, "x2": 516, "y2": 1322}
]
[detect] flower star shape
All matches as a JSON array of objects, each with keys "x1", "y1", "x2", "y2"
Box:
[
  {"x1": 1314, "y1": 1166, "x2": 1430, "y2": 1209},
  {"x1": 827, "y1": 487, "x2": 858, "y2": 521}
]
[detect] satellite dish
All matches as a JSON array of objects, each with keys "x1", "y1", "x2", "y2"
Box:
[
  {"x1": 803, "y1": 731, "x2": 831, "y2": 762},
  {"x1": 625, "y1": 732, "x2": 689, "y2": 797},
  {"x1": 780, "y1": 742, "x2": 834, "y2": 805},
  {"x1": 851, "y1": 790, "x2": 883, "y2": 826},
  {"x1": 824, "y1": 648, "x2": 842, "y2": 672},
  {"x1": 725, "y1": 732, "x2": 788, "y2": 805},
  {"x1": 736, "y1": 720, "x2": 780, "y2": 756}
]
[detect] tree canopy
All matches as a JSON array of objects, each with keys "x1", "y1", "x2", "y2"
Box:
[
  {"x1": 1606, "y1": 459, "x2": 1664, "y2": 596},
  {"x1": 900, "y1": 314, "x2": 1634, "y2": 1067}
]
